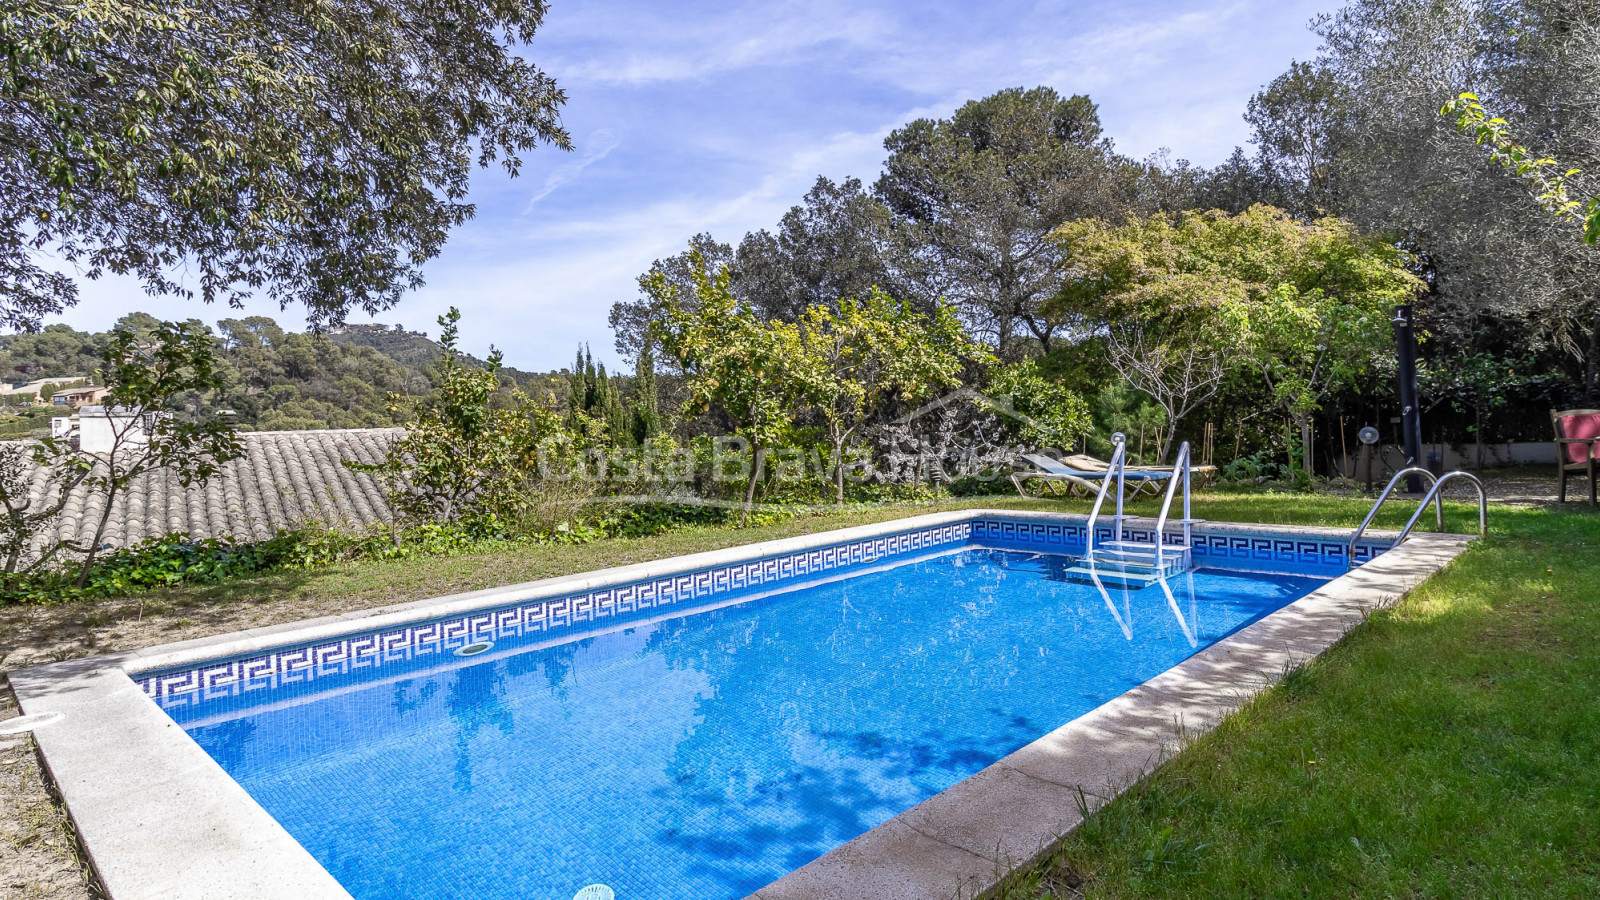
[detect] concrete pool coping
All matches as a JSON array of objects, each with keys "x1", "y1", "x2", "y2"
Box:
[{"x1": 8, "y1": 510, "x2": 1469, "y2": 900}]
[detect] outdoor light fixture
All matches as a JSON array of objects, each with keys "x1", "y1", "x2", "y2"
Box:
[{"x1": 1358, "y1": 426, "x2": 1380, "y2": 493}]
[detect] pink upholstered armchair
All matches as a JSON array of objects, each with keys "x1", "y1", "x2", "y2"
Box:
[{"x1": 1552, "y1": 408, "x2": 1600, "y2": 505}]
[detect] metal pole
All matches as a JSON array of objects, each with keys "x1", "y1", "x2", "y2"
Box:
[{"x1": 1393, "y1": 304, "x2": 1424, "y2": 493}]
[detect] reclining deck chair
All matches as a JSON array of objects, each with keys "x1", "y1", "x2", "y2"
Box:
[{"x1": 1011, "y1": 453, "x2": 1172, "y2": 499}]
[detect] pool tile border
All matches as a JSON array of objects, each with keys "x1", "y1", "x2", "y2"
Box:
[
  {"x1": 138, "y1": 521, "x2": 976, "y2": 712},
  {"x1": 8, "y1": 510, "x2": 1451, "y2": 900},
  {"x1": 137, "y1": 515, "x2": 1386, "y2": 718}
]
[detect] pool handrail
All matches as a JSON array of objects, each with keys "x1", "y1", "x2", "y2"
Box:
[
  {"x1": 1347, "y1": 465, "x2": 1451, "y2": 567},
  {"x1": 1394, "y1": 471, "x2": 1488, "y2": 546},
  {"x1": 1084, "y1": 437, "x2": 1127, "y2": 557},
  {"x1": 1348, "y1": 466, "x2": 1438, "y2": 566},
  {"x1": 1152, "y1": 441, "x2": 1192, "y2": 569}
]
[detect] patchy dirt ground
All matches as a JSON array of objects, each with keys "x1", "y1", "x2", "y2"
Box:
[
  {"x1": 1323, "y1": 464, "x2": 1566, "y2": 505},
  {"x1": 0, "y1": 698, "x2": 91, "y2": 900},
  {"x1": 0, "y1": 472, "x2": 1576, "y2": 898}
]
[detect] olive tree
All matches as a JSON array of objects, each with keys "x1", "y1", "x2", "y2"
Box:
[
  {"x1": 1303, "y1": 0, "x2": 1600, "y2": 395},
  {"x1": 73, "y1": 320, "x2": 242, "y2": 586}
]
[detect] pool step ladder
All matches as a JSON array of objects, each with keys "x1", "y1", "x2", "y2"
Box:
[
  {"x1": 1063, "y1": 539, "x2": 1192, "y2": 587},
  {"x1": 1065, "y1": 434, "x2": 1196, "y2": 588}
]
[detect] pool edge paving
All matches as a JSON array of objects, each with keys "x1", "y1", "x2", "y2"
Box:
[{"x1": 8, "y1": 512, "x2": 1468, "y2": 900}]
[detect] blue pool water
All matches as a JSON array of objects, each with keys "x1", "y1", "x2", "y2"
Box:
[{"x1": 174, "y1": 547, "x2": 1323, "y2": 900}]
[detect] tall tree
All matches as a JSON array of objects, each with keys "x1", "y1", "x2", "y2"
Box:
[
  {"x1": 2, "y1": 0, "x2": 570, "y2": 331},
  {"x1": 1309, "y1": 0, "x2": 1600, "y2": 396},
  {"x1": 875, "y1": 87, "x2": 1138, "y2": 357},
  {"x1": 1246, "y1": 61, "x2": 1347, "y2": 217},
  {"x1": 736, "y1": 176, "x2": 908, "y2": 322}
]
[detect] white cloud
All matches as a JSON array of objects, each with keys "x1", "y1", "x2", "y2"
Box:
[
  {"x1": 523, "y1": 128, "x2": 621, "y2": 211},
  {"x1": 545, "y1": 1, "x2": 899, "y2": 86}
]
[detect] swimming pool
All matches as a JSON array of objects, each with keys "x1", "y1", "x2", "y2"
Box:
[
  {"x1": 143, "y1": 520, "x2": 1335, "y2": 900},
  {"x1": 16, "y1": 511, "x2": 1471, "y2": 900}
]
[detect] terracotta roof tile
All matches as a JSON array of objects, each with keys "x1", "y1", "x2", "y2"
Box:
[{"x1": 21, "y1": 428, "x2": 401, "y2": 556}]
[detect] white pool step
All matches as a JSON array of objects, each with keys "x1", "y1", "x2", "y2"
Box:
[{"x1": 1064, "y1": 538, "x2": 1191, "y2": 588}]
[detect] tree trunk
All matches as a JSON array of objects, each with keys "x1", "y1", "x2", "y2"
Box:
[
  {"x1": 741, "y1": 443, "x2": 763, "y2": 526},
  {"x1": 75, "y1": 485, "x2": 119, "y2": 589},
  {"x1": 995, "y1": 316, "x2": 1015, "y2": 361},
  {"x1": 4, "y1": 523, "x2": 20, "y2": 575},
  {"x1": 1298, "y1": 415, "x2": 1316, "y2": 479},
  {"x1": 832, "y1": 437, "x2": 846, "y2": 505},
  {"x1": 1159, "y1": 419, "x2": 1180, "y2": 465},
  {"x1": 1587, "y1": 301, "x2": 1600, "y2": 401}
]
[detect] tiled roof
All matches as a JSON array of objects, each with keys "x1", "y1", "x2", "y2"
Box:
[{"x1": 26, "y1": 428, "x2": 401, "y2": 554}]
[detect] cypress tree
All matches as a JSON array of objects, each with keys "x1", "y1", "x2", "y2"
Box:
[
  {"x1": 583, "y1": 347, "x2": 599, "y2": 413},
  {"x1": 593, "y1": 361, "x2": 610, "y2": 414},
  {"x1": 606, "y1": 373, "x2": 632, "y2": 446},
  {"x1": 631, "y1": 339, "x2": 662, "y2": 443},
  {"x1": 567, "y1": 345, "x2": 587, "y2": 423}
]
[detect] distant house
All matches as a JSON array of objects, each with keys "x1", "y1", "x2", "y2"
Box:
[
  {"x1": 51, "y1": 385, "x2": 109, "y2": 408},
  {"x1": 76, "y1": 405, "x2": 161, "y2": 452}
]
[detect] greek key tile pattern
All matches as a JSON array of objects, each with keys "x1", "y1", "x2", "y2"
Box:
[
  {"x1": 137, "y1": 517, "x2": 1388, "y2": 713},
  {"x1": 138, "y1": 521, "x2": 974, "y2": 711},
  {"x1": 969, "y1": 518, "x2": 1382, "y2": 569}
]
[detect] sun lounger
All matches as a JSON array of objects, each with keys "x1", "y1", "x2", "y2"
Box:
[
  {"x1": 1011, "y1": 453, "x2": 1171, "y2": 499},
  {"x1": 1011, "y1": 452, "x2": 1217, "y2": 499}
]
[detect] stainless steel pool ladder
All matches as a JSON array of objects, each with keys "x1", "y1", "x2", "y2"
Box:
[
  {"x1": 1150, "y1": 440, "x2": 1194, "y2": 570},
  {"x1": 1347, "y1": 467, "x2": 1488, "y2": 568},
  {"x1": 1083, "y1": 437, "x2": 1127, "y2": 557},
  {"x1": 1079, "y1": 438, "x2": 1192, "y2": 584}
]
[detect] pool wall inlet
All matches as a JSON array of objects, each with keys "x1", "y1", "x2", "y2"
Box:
[{"x1": 8, "y1": 510, "x2": 1471, "y2": 900}]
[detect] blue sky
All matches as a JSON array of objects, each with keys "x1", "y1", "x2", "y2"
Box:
[{"x1": 55, "y1": 0, "x2": 1327, "y2": 371}]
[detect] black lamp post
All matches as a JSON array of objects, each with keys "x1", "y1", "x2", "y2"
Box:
[{"x1": 1393, "y1": 304, "x2": 1424, "y2": 492}]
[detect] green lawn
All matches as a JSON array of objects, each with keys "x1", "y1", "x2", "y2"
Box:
[{"x1": 994, "y1": 495, "x2": 1600, "y2": 899}]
